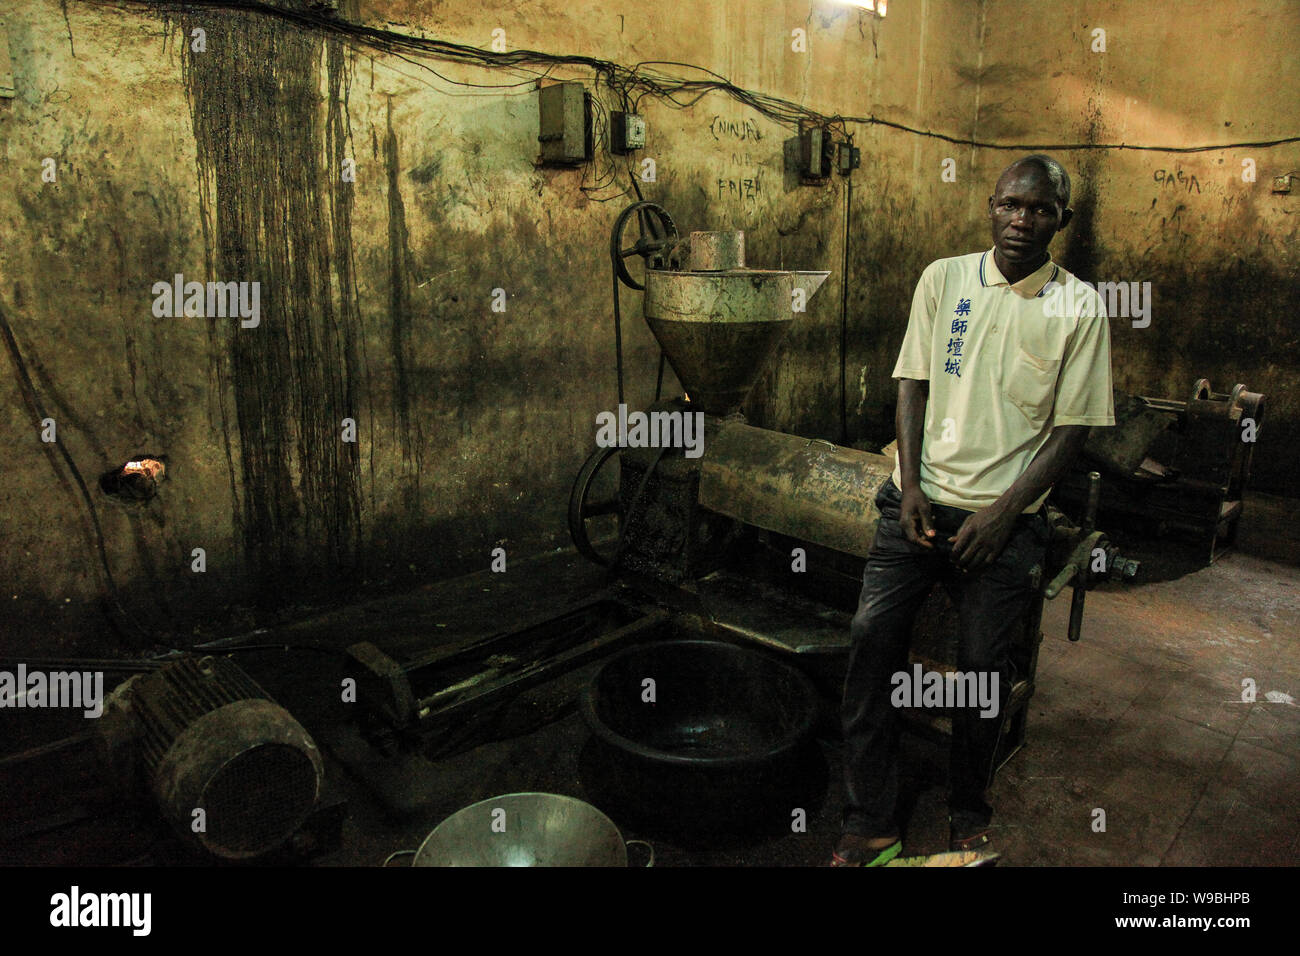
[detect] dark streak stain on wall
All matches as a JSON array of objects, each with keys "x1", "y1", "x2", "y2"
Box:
[
  {"x1": 181, "y1": 6, "x2": 363, "y2": 605},
  {"x1": 385, "y1": 97, "x2": 423, "y2": 518}
]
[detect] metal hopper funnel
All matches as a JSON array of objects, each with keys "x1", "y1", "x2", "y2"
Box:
[{"x1": 643, "y1": 268, "x2": 830, "y2": 416}]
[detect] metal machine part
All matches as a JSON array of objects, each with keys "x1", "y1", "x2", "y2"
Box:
[
  {"x1": 644, "y1": 267, "x2": 828, "y2": 416},
  {"x1": 609, "y1": 201, "x2": 681, "y2": 290},
  {"x1": 343, "y1": 596, "x2": 668, "y2": 734},
  {"x1": 686, "y1": 230, "x2": 745, "y2": 271},
  {"x1": 568, "y1": 444, "x2": 624, "y2": 568},
  {"x1": 1043, "y1": 472, "x2": 1126, "y2": 642},
  {"x1": 568, "y1": 429, "x2": 738, "y2": 581},
  {"x1": 129, "y1": 656, "x2": 324, "y2": 860},
  {"x1": 698, "y1": 417, "x2": 894, "y2": 558},
  {"x1": 1065, "y1": 378, "x2": 1265, "y2": 561},
  {"x1": 0, "y1": 657, "x2": 342, "y2": 864}
]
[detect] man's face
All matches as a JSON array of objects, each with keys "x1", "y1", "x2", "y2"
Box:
[{"x1": 987, "y1": 165, "x2": 1072, "y2": 265}]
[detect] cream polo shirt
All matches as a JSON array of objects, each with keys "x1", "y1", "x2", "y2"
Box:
[{"x1": 890, "y1": 249, "x2": 1115, "y2": 513}]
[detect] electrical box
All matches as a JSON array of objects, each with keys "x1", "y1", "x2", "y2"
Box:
[
  {"x1": 837, "y1": 143, "x2": 861, "y2": 176},
  {"x1": 799, "y1": 125, "x2": 833, "y2": 184},
  {"x1": 610, "y1": 111, "x2": 646, "y2": 154},
  {"x1": 539, "y1": 81, "x2": 593, "y2": 166}
]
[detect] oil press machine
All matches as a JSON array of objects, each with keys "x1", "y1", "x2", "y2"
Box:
[
  {"x1": 297, "y1": 200, "x2": 1142, "y2": 827},
  {"x1": 568, "y1": 201, "x2": 1141, "y2": 764}
]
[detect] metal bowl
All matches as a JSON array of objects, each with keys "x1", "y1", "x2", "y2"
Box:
[{"x1": 413, "y1": 793, "x2": 629, "y2": 867}]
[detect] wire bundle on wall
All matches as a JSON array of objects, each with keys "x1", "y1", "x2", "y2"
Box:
[{"x1": 88, "y1": 0, "x2": 1300, "y2": 154}]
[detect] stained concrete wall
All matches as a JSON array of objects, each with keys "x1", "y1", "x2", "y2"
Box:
[
  {"x1": 0, "y1": 0, "x2": 981, "y2": 653},
  {"x1": 3, "y1": 1, "x2": 1292, "y2": 654},
  {"x1": 964, "y1": 0, "x2": 1300, "y2": 498}
]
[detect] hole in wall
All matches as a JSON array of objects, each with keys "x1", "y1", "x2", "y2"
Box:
[{"x1": 100, "y1": 455, "x2": 168, "y2": 502}]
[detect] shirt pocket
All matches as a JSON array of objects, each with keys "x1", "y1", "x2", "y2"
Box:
[{"x1": 1005, "y1": 347, "x2": 1061, "y2": 425}]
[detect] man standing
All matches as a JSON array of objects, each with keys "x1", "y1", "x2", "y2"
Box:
[{"x1": 832, "y1": 155, "x2": 1114, "y2": 866}]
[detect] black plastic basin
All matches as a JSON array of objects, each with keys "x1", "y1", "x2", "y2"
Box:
[{"x1": 579, "y1": 640, "x2": 822, "y2": 832}]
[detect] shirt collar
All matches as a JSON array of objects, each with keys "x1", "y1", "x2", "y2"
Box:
[{"x1": 980, "y1": 248, "x2": 1060, "y2": 298}]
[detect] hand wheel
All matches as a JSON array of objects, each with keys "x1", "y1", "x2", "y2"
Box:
[
  {"x1": 610, "y1": 201, "x2": 679, "y2": 291},
  {"x1": 568, "y1": 444, "x2": 623, "y2": 567}
]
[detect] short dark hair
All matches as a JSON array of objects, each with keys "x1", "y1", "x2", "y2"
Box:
[{"x1": 1004, "y1": 154, "x2": 1071, "y2": 208}]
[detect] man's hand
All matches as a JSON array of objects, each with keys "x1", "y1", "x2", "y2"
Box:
[
  {"x1": 894, "y1": 377, "x2": 933, "y2": 548},
  {"x1": 949, "y1": 502, "x2": 1018, "y2": 571},
  {"x1": 900, "y1": 486, "x2": 937, "y2": 548},
  {"x1": 944, "y1": 424, "x2": 1090, "y2": 571}
]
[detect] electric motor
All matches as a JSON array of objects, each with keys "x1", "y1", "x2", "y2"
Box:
[{"x1": 130, "y1": 656, "x2": 323, "y2": 860}]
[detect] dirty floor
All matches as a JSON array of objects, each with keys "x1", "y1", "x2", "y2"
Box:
[
  {"x1": 314, "y1": 492, "x2": 1300, "y2": 868},
  {"x1": 5, "y1": 495, "x2": 1297, "y2": 867}
]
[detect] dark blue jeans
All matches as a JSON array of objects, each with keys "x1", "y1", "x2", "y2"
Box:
[{"x1": 840, "y1": 477, "x2": 1048, "y2": 838}]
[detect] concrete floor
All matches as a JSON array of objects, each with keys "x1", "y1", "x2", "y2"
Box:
[
  {"x1": 4, "y1": 495, "x2": 1295, "y2": 867},
  {"x1": 311, "y1": 493, "x2": 1300, "y2": 868},
  {"x1": 975, "y1": 551, "x2": 1300, "y2": 866}
]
